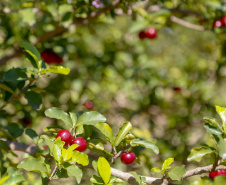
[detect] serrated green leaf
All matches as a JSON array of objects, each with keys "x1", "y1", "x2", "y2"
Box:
[
  {"x1": 187, "y1": 146, "x2": 216, "y2": 162},
  {"x1": 40, "y1": 66, "x2": 70, "y2": 75},
  {"x1": 17, "y1": 158, "x2": 48, "y2": 176},
  {"x1": 71, "y1": 150, "x2": 89, "y2": 166},
  {"x1": 66, "y1": 164, "x2": 83, "y2": 184},
  {"x1": 76, "y1": 111, "x2": 106, "y2": 127},
  {"x1": 95, "y1": 123, "x2": 114, "y2": 144},
  {"x1": 168, "y1": 165, "x2": 186, "y2": 181},
  {"x1": 130, "y1": 139, "x2": 159, "y2": 154},
  {"x1": 114, "y1": 122, "x2": 132, "y2": 146},
  {"x1": 45, "y1": 107, "x2": 73, "y2": 127},
  {"x1": 24, "y1": 91, "x2": 42, "y2": 110},
  {"x1": 162, "y1": 158, "x2": 174, "y2": 171},
  {"x1": 98, "y1": 157, "x2": 111, "y2": 185},
  {"x1": 21, "y1": 42, "x2": 42, "y2": 69},
  {"x1": 70, "y1": 112, "x2": 77, "y2": 127},
  {"x1": 218, "y1": 137, "x2": 226, "y2": 160},
  {"x1": 216, "y1": 105, "x2": 226, "y2": 131}
]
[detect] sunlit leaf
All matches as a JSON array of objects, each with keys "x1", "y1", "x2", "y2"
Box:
[
  {"x1": 114, "y1": 122, "x2": 132, "y2": 146},
  {"x1": 187, "y1": 146, "x2": 216, "y2": 162},
  {"x1": 168, "y1": 165, "x2": 186, "y2": 181},
  {"x1": 40, "y1": 66, "x2": 70, "y2": 75},
  {"x1": 98, "y1": 157, "x2": 111, "y2": 185},
  {"x1": 130, "y1": 139, "x2": 159, "y2": 154}
]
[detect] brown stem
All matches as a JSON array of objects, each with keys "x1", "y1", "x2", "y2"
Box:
[
  {"x1": 0, "y1": 78, "x2": 37, "y2": 110},
  {"x1": 46, "y1": 166, "x2": 58, "y2": 185},
  {"x1": 111, "y1": 145, "x2": 130, "y2": 164}
]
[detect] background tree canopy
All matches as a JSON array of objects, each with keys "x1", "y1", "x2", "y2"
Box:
[{"x1": 1, "y1": 0, "x2": 226, "y2": 184}]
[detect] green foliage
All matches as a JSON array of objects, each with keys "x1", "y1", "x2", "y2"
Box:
[{"x1": 168, "y1": 165, "x2": 186, "y2": 181}]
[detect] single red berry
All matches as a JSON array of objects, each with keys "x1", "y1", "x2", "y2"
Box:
[
  {"x1": 85, "y1": 101, "x2": 93, "y2": 109},
  {"x1": 56, "y1": 129, "x2": 73, "y2": 146},
  {"x1": 173, "y1": 87, "x2": 181, "y2": 92},
  {"x1": 21, "y1": 118, "x2": 32, "y2": 126},
  {"x1": 145, "y1": 28, "x2": 157, "y2": 39},
  {"x1": 221, "y1": 16, "x2": 226, "y2": 26},
  {"x1": 209, "y1": 170, "x2": 226, "y2": 180},
  {"x1": 41, "y1": 50, "x2": 63, "y2": 64},
  {"x1": 213, "y1": 20, "x2": 223, "y2": 28},
  {"x1": 43, "y1": 146, "x2": 48, "y2": 150},
  {"x1": 120, "y1": 152, "x2": 136, "y2": 165},
  {"x1": 138, "y1": 31, "x2": 146, "y2": 39},
  {"x1": 71, "y1": 137, "x2": 87, "y2": 152}
]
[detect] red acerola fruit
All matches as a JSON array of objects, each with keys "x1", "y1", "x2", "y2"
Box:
[
  {"x1": 145, "y1": 28, "x2": 157, "y2": 39},
  {"x1": 56, "y1": 129, "x2": 73, "y2": 146},
  {"x1": 209, "y1": 170, "x2": 226, "y2": 180},
  {"x1": 71, "y1": 137, "x2": 87, "y2": 152},
  {"x1": 139, "y1": 31, "x2": 146, "y2": 40},
  {"x1": 120, "y1": 152, "x2": 136, "y2": 165},
  {"x1": 173, "y1": 87, "x2": 182, "y2": 92},
  {"x1": 213, "y1": 20, "x2": 223, "y2": 28},
  {"x1": 21, "y1": 118, "x2": 32, "y2": 126},
  {"x1": 41, "y1": 50, "x2": 63, "y2": 64},
  {"x1": 85, "y1": 101, "x2": 93, "y2": 110},
  {"x1": 221, "y1": 16, "x2": 226, "y2": 26}
]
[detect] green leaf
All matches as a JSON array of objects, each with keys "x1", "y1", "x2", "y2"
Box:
[
  {"x1": 66, "y1": 164, "x2": 83, "y2": 184},
  {"x1": 216, "y1": 105, "x2": 226, "y2": 131},
  {"x1": 151, "y1": 167, "x2": 162, "y2": 173},
  {"x1": 88, "y1": 141, "x2": 112, "y2": 159},
  {"x1": 0, "y1": 83, "x2": 14, "y2": 94},
  {"x1": 204, "y1": 116, "x2": 221, "y2": 127},
  {"x1": 95, "y1": 123, "x2": 114, "y2": 144},
  {"x1": 70, "y1": 112, "x2": 77, "y2": 127},
  {"x1": 3, "y1": 68, "x2": 27, "y2": 84},
  {"x1": 129, "y1": 171, "x2": 141, "y2": 184},
  {"x1": 92, "y1": 160, "x2": 98, "y2": 173},
  {"x1": 71, "y1": 150, "x2": 89, "y2": 166},
  {"x1": 62, "y1": 144, "x2": 78, "y2": 161},
  {"x1": 25, "y1": 128, "x2": 39, "y2": 143},
  {"x1": 204, "y1": 122, "x2": 223, "y2": 136},
  {"x1": 98, "y1": 157, "x2": 111, "y2": 185},
  {"x1": 40, "y1": 66, "x2": 70, "y2": 75},
  {"x1": 6, "y1": 123, "x2": 24, "y2": 138},
  {"x1": 43, "y1": 127, "x2": 62, "y2": 133},
  {"x1": 17, "y1": 158, "x2": 48, "y2": 176},
  {"x1": 130, "y1": 139, "x2": 159, "y2": 154},
  {"x1": 114, "y1": 122, "x2": 132, "y2": 146},
  {"x1": 0, "y1": 140, "x2": 9, "y2": 153},
  {"x1": 21, "y1": 42, "x2": 42, "y2": 69},
  {"x1": 218, "y1": 137, "x2": 226, "y2": 160},
  {"x1": 162, "y1": 158, "x2": 174, "y2": 171},
  {"x1": 90, "y1": 175, "x2": 105, "y2": 184},
  {"x1": 40, "y1": 135, "x2": 54, "y2": 154},
  {"x1": 168, "y1": 165, "x2": 186, "y2": 181},
  {"x1": 214, "y1": 176, "x2": 226, "y2": 185},
  {"x1": 45, "y1": 107, "x2": 73, "y2": 127},
  {"x1": 52, "y1": 137, "x2": 64, "y2": 163},
  {"x1": 187, "y1": 146, "x2": 216, "y2": 162},
  {"x1": 1, "y1": 174, "x2": 25, "y2": 185},
  {"x1": 190, "y1": 179, "x2": 212, "y2": 185},
  {"x1": 76, "y1": 111, "x2": 106, "y2": 127},
  {"x1": 24, "y1": 91, "x2": 42, "y2": 110}
]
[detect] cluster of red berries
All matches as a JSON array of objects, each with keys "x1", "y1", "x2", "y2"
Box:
[
  {"x1": 139, "y1": 28, "x2": 157, "y2": 40},
  {"x1": 209, "y1": 170, "x2": 226, "y2": 180},
  {"x1": 41, "y1": 50, "x2": 63, "y2": 64},
  {"x1": 56, "y1": 129, "x2": 87, "y2": 152},
  {"x1": 213, "y1": 16, "x2": 226, "y2": 28}
]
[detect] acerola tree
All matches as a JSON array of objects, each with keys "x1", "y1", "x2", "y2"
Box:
[{"x1": 1, "y1": 0, "x2": 226, "y2": 185}]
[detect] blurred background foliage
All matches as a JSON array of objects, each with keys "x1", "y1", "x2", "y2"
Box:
[{"x1": 1, "y1": 0, "x2": 226, "y2": 184}]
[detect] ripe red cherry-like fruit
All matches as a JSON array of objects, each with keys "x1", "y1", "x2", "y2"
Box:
[
  {"x1": 221, "y1": 16, "x2": 226, "y2": 26},
  {"x1": 71, "y1": 137, "x2": 87, "y2": 152},
  {"x1": 209, "y1": 170, "x2": 226, "y2": 180},
  {"x1": 41, "y1": 50, "x2": 63, "y2": 64},
  {"x1": 139, "y1": 31, "x2": 146, "y2": 40},
  {"x1": 56, "y1": 130, "x2": 73, "y2": 146},
  {"x1": 120, "y1": 152, "x2": 136, "y2": 165},
  {"x1": 85, "y1": 101, "x2": 93, "y2": 110},
  {"x1": 145, "y1": 28, "x2": 157, "y2": 39},
  {"x1": 213, "y1": 20, "x2": 223, "y2": 28}
]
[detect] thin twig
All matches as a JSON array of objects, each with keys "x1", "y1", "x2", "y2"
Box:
[
  {"x1": 46, "y1": 166, "x2": 58, "y2": 185},
  {"x1": 111, "y1": 145, "x2": 131, "y2": 164}
]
